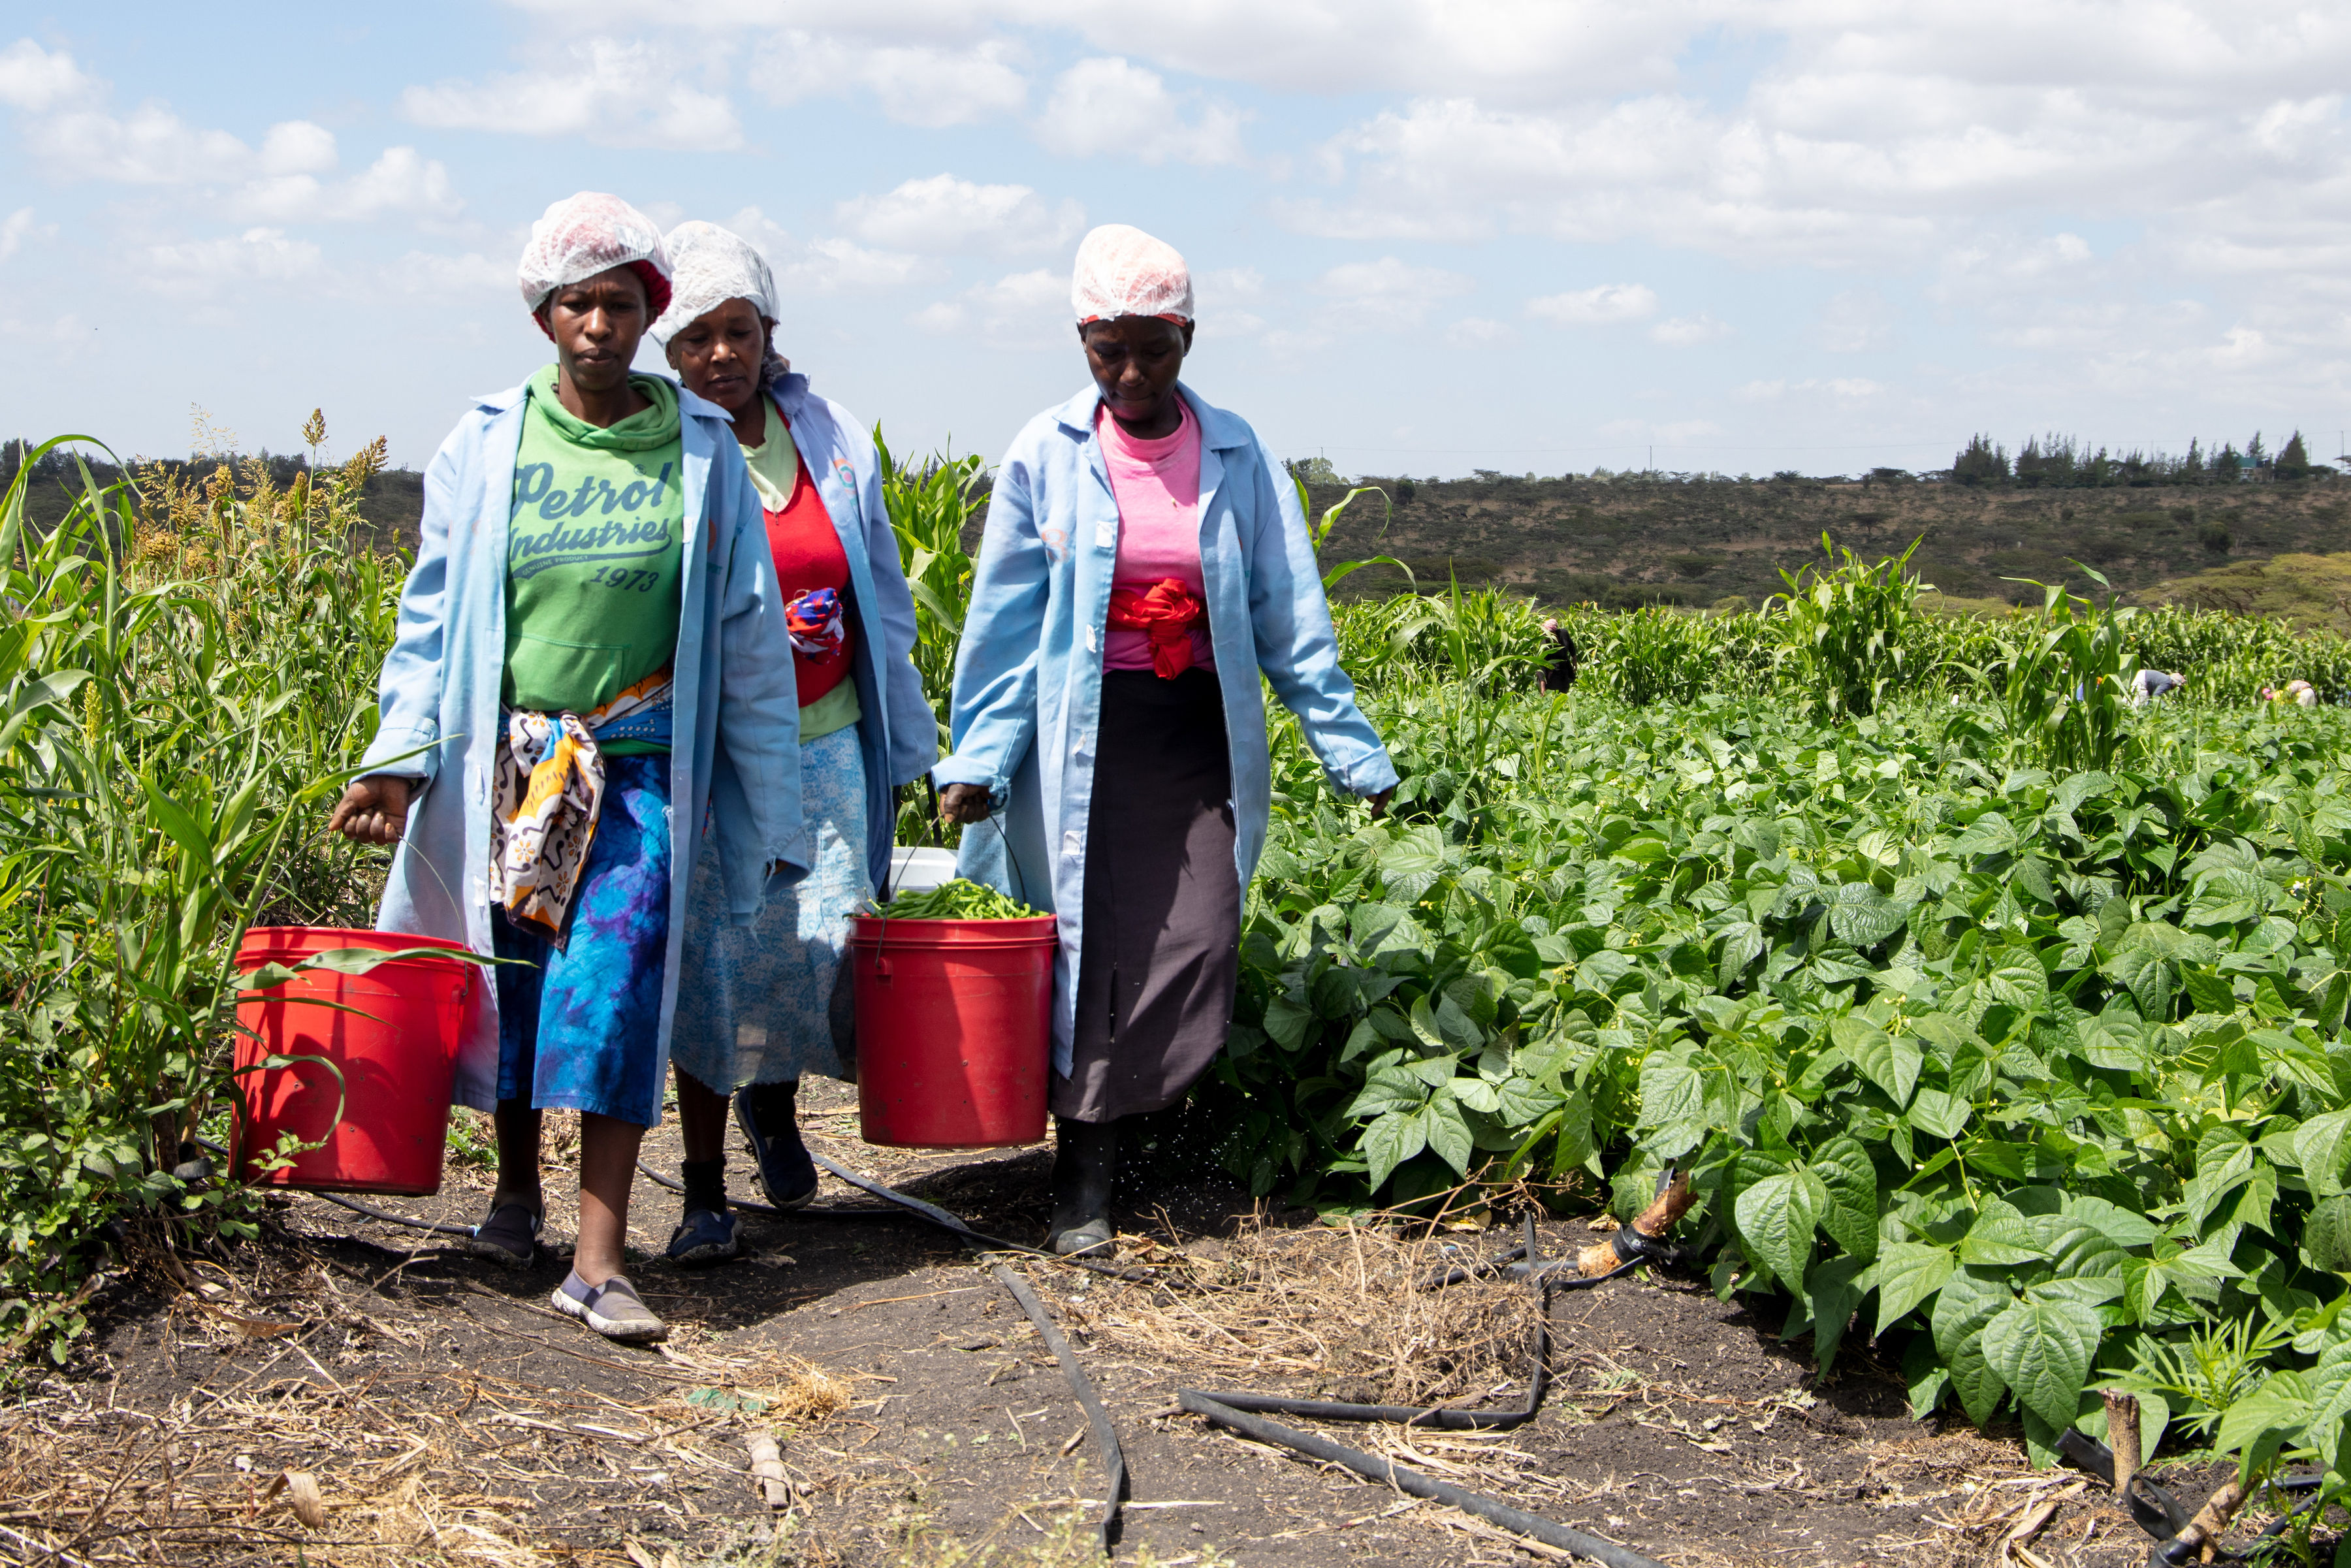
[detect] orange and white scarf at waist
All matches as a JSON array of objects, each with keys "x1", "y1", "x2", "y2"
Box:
[{"x1": 488, "y1": 670, "x2": 674, "y2": 945}]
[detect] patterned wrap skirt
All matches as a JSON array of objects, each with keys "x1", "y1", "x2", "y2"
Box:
[
  {"x1": 669, "y1": 724, "x2": 869, "y2": 1090},
  {"x1": 492, "y1": 751, "x2": 672, "y2": 1127},
  {"x1": 1055, "y1": 667, "x2": 1241, "y2": 1124}
]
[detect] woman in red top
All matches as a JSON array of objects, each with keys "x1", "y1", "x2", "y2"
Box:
[{"x1": 654, "y1": 223, "x2": 936, "y2": 1264}]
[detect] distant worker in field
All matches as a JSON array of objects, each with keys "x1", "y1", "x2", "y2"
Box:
[
  {"x1": 935, "y1": 223, "x2": 1399, "y2": 1258},
  {"x1": 2130, "y1": 668, "x2": 2185, "y2": 705},
  {"x1": 649, "y1": 221, "x2": 936, "y2": 1266},
  {"x1": 328, "y1": 193, "x2": 807, "y2": 1343},
  {"x1": 2262, "y1": 679, "x2": 2319, "y2": 707},
  {"x1": 1540, "y1": 616, "x2": 1578, "y2": 692}
]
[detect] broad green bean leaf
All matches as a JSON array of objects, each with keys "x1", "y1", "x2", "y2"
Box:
[
  {"x1": 1485, "y1": 921, "x2": 1542, "y2": 981},
  {"x1": 1809, "y1": 1135, "x2": 1879, "y2": 1262},
  {"x1": 2060, "y1": 1194, "x2": 2158, "y2": 1249},
  {"x1": 1363, "y1": 1110, "x2": 1425, "y2": 1190},
  {"x1": 1807, "y1": 1255, "x2": 1869, "y2": 1375},
  {"x1": 1874, "y1": 1242, "x2": 1957, "y2": 1335},
  {"x1": 1829, "y1": 884, "x2": 1907, "y2": 948},
  {"x1": 1377, "y1": 830, "x2": 1447, "y2": 903},
  {"x1": 1407, "y1": 995, "x2": 1448, "y2": 1052},
  {"x1": 2028, "y1": 1274, "x2": 2125, "y2": 1311},
  {"x1": 1717, "y1": 920, "x2": 1766, "y2": 987},
  {"x1": 1264, "y1": 995, "x2": 1315, "y2": 1050},
  {"x1": 2102, "y1": 948, "x2": 2174, "y2": 1020},
  {"x1": 1350, "y1": 902, "x2": 1430, "y2": 959},
  {"x1": 1947, "y1": 1322, "x2": 2009, "y2": 1428},
  {"x1": 2307, "y1": 1195, "x2": 2351, "y2": 1273},
  {"x1": 1986, "y1": 955, "x2": 2049, "y2": 1012},
  {"x1": 1735, "y1": 1169, "x2": 1824, "y2": 1293},
  {"x1": 2043, "y1": 1223, "x2": 2129, "y2": 1281},
  {"x1": 1423, "y1": 1091, "x2": 1475, "y2": 1176},
  {"x1": 1451, "y1": 1076, "x2": 1502, "y2": 1115},
  {"x1": 1577, "y1": 950, "x2": 1637, "y2": 991},
  {"x1": 2213, "y1": 1371, "x2": 2311, "y2": 1480},
  {"x1": 1907, "y1": 1087, "x2": 1971, "y2": 1141},
  {"x1": 1981, "y1": 1296, "x2": 2100, "y2": 1431},
  {"x1": 1831, "y1": 1015, "x2": 1920, "y2": 1106},
  {"x1": 2073, "y1": 1016, "x2": 2146, "y2": 1072},
  {"x1": 1959, "y1": 1201, "x2": 2044, "y2": 1266},
  {"x1": 2297, "y1": 1110, "x2": 2351, "y2": 1197}
]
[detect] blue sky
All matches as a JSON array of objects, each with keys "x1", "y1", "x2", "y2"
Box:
[{"x1": 3, "y1": 2, "x2": 2348, "y2": 477}]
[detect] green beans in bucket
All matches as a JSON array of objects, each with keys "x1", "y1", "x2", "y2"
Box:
[{"x1": 880, "y1": 878, "x2": 1044, "y2": 921}]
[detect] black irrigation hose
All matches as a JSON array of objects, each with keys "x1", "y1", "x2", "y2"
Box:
[
  {"x1": 632, "y1": 1159, "x2": 902, "y2": 1222},
  {"x1": 189, "y1": 1136, "x2": 479, "y2": 1241},
  {"x1": 803, "y1": 1149, "x2": 1176, "y2": 1288},
  {"x1": 1178, "y1": 1213, "x2": 1672, "y2": 1568},
  {"x1": 1179, "y1": 1393, "x2": 1667, "y2": 1568},
  {"x1": 794, "y1": 1151, "x2": 1130, "y2": 1554},
  {"x1": 313, "y1": 1191, "x2": 475, "y2": 1240},
  {"x1": 1198, "y1": 1215, "x2": 1551, "y2": 1432},
  {"x1": 2058, "y1": 1428, "x2": 2326, "y2": 1561},
  {"x1": 993, "y1": 1262, "x2": 1127, "y2": 1554}
]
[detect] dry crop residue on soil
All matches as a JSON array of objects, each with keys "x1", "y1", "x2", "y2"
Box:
[{"x1": 5, "y1": 1079, "x2": 2271, "y2": 1567}]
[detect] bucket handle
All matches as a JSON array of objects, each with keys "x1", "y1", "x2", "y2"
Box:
[{"x1": 869, "y1": 795, "x2": 1039, "y2": 980}]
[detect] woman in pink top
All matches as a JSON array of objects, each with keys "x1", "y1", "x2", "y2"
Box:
[{"x1": 938, "y1": 225, "x2": 1397, "y2": 1256}]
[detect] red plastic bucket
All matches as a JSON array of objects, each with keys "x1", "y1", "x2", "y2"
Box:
[
  {"x1": 232, "y1": 927, "x2": 473, "y2": 1196},
  {"x1": 850, "y1": 913, "x2": 1057, "y2": 1148}
]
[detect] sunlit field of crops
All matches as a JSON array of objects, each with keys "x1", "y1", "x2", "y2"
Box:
[{"x1": 14, "y1": 434, "x2": 2351, "y2": 1500}]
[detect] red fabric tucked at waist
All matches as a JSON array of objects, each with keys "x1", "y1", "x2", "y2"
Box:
[{"x1": 1104, "y1": 579, "x2": 1207, "y2": 679}]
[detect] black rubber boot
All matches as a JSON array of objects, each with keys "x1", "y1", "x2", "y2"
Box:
[
  {"x1": 735, "y1": 1080, "x2": 818, "y2": 1210},
  {"x1": 1045, "y1": 1116, "x2": 1117, "y2": 1258}
]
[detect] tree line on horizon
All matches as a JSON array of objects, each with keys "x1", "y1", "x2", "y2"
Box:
[{"x1": 1951, "y1": 429, "x2": 2332, "y2": 488}]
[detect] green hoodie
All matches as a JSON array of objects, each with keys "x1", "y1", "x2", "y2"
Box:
[{"x1": 504, "y1": 366, "x2": 685, "y2": 752}]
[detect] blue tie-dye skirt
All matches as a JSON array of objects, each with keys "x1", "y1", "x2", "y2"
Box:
[
  {"x1": 669, "y1": 724, "x2": 869, "y2": 1091},
  {"x1": 492, "y1": 751, "x2": 672, "y2": 1127}
]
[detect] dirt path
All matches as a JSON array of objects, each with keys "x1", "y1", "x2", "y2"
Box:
[{"x1": 3, "y1": 1083, "x2": 2254, "y2": 1567}]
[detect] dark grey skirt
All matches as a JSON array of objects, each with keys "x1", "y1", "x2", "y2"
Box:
[{"x1": 1054, "y1": 667, "x2": 1241, "y2": 1124}]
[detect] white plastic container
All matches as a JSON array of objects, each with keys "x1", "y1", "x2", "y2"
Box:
[{"x1": 886, "y1": 845, "x2": 959, "y2": 901}]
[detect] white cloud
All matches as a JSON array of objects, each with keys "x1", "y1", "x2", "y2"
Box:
[
  {"x1": 0, "y1": 206, "x2": 54, "y2": 262},
  {"x1": 1526, "y1": 283, "x2": 1655, "y2": 326},
  {"x1": 1734, "y1": 377, "x2": 1886, "y2": 402},
  {"x1": 1650, "y1": 313, "x2": 1732, "y2": 346},
  {"x1": 258, "y1": 120, "x2": 337, "y2": 176},
  {"x1": 1312, "y1": 256, "x2": 1473, "y2": 326},
  {"x1": 910, "y1": 268, "x2": 1069, "y2": 349},
  {"x1": 140, "y1": 227, "x2": 327, "y2": 296},
  {"x1": 837, "y1": 175, "x2": 1083, "y2": 257},
  {"x1": 750, "y1": 33, "x2": 1027, "y2": 128},
  {"x1": 1445, "y1": 316, "x2": 1512, "y2": 347},
  {"x1": 384, "y1": 249, "x2": 511, "y2": 296},
  {"x1": 236, "y1": 147, "x2": 462, "y2": 223},
  {"x1": 721, "y1": 206, "x2": 942, "y2": 295},
  {"x1": 0, "y1": 40, "x2": 458, "y2": 221},
  {"x1": 1817, "y1": 288, "x2": 1895, "y2": 353},
  {"x1": 0, "y1": 39, "x2": 96, "y2": 112},
  {"x1": 401, "y1": 38, "x2": 742, "y2": 150},
  {"x1": 1033, "y1": 57, "x2": 1247, "y2": 165}
]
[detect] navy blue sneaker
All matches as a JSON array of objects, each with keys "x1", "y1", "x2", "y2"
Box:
[
  {"x1": 735, "y1": 1080, "x2": 818, "y2": 1210},
  {"x1": 666, "y1": 1206, "x2": 740, "y2": 1267}
]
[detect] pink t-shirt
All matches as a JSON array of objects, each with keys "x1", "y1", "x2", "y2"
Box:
[{"x1": 1097, "y1": 400, "x2": 1213, "y2": 673}]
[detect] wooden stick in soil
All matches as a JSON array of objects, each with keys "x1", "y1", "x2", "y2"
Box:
[{"x1": 2102, "y1": 1390, "x2": 2141, "y2": 1496}]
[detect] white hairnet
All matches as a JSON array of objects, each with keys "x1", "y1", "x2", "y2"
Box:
[
  {"x1": 649, "y1": 221, "x2": 792, "y2": 389},
  {"x1": 1071, "y1": 223, "x2": 1193, "y2": 324},
  {"x1": 517, "y1": 191, "x2": 671, "y2": 316}
]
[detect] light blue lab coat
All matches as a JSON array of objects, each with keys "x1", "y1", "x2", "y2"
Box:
[
  {"x1": 936, "y1": 382, "x2": 1398, "y2": 1073},
  {"x1": 358, "y1": 374, "x2": 805, "y2": 1115},
  {"x1": 763, "y1": 374, "x2": 940, "y2": 886}
]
